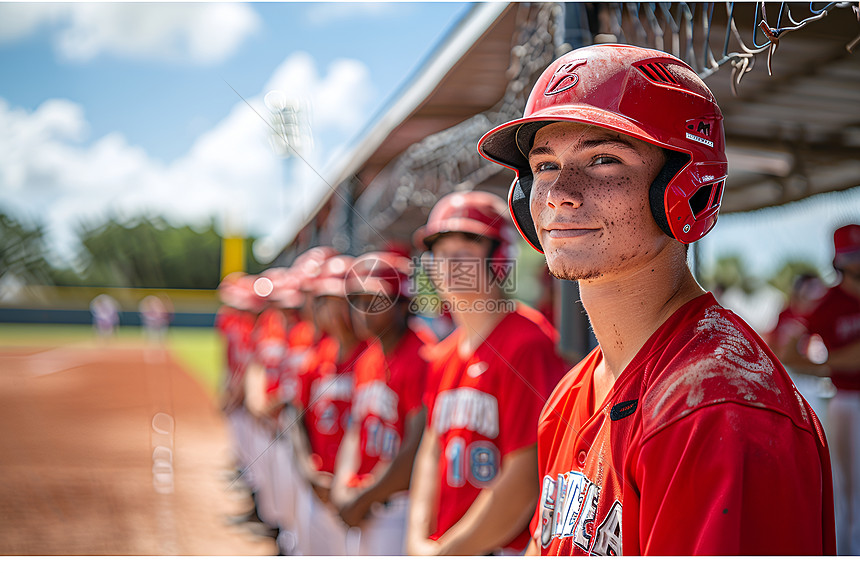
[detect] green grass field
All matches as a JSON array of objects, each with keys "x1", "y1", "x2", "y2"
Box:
[{"x1": 0, "y1": 323, "x2": 225, "y2": 397}]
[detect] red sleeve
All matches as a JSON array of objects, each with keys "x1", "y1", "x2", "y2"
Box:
[
  {"x1": 633, "y1": 403, "x2": 835, "y2": 555},
  {"x1": 496, "y1": 338, "x2": 567, "y2": 457},
  {"x1": 408, "y1": 360, "x2": 428, "y2": 416},
  {"x1": 422, "y1": 369, "x2": 439, "y2": 423},
  {"x1": 399, "y1": 336, "x2": 429, "y2": 418},
  {"x1": 421, "y1": 341, "x2": 448, "y2": 420},
  {"x1": 802, "y1": 289, "x2": 843, "y2": 349},
  {"x1": 295, "y1": 349, "x2": 318, "y2": 410}
]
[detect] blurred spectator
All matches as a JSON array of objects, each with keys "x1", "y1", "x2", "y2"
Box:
[
  {"x1": 139, "y1": 295, "x2": 172, "y2": 344},
  {"x1": 90, "y1": 293, "x2": 120, "y2": 340}
]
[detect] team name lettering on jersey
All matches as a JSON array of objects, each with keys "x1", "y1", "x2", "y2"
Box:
[
  {"x1": 433, "y1": 388, "x2": 499, "y2": 438},
  {"x1": 258, "y1": 341, "x2": 286, "y2": 366},
  {"x1": 352, "y1": 380, "x2": 399, "y2": 423},
  {"x1": 311, "y1": 373, "x2": 354, "y2": 404},
  {"x1": 539, "y1": 471, "x2": 623, "y2": 555}
]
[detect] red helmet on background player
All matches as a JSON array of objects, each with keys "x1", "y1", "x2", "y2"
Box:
[
  {"x1": 312, "y1": 255, "x2": 356, "y2": 298},
  {"x1": 346, "y1": 251, "x2": 414, "y2": 300},
  {"x1": 231, "y1": 273, "x2": 268, "y2": 313},
  {"x1": 292, "y1": 246, "x2": 339, "y2": 290},
  {"x1": 412, "y1": 190, "x2": 516, "y2": 260},
  {"x1": 217, "y1": 271, "x2": 246, "y2": 308},
  {"x1": 261, "y1": 266, "x2": 304, "y2": 309},
  {"x1": 478, "y1": 43, "x2": 728, "y2": 251}
]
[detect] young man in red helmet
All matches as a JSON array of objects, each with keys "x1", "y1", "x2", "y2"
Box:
[
  {"x1": 478, "y1": 43, "x2": 836, "y2": 556},
  {"x1": 406, "y1": 190, "x2": 568, "y2": 556}
]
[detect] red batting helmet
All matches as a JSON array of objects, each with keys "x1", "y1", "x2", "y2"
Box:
[
  {"x1": 231, "y1": 274, "x2": 268, "y2": 313},
  {"x1": 312, "y1": 255, "x2": 356, "y2": 298},
  {"x1": 261, "y1": 266, "x2": 304, "y2": 309},
  {"x1": 478, "y1": 44, "x2": 728, "y2": 251},
  {"x1": 293, "y1": 246, "x2": 339, "y2": 290},
  {"x1": 412, "y1": 190, "x2": 516, "y2": 258},
  {"x1": 217, "y1": 271, "x2": 246, "y2": 307},
  {"x1": 346, "y1": 251, "x2": 413, "y2": 299}
]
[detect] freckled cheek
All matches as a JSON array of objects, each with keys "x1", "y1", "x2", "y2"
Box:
[{"x1": 529, "y1": 186, "x2": 549, "y2": 224}]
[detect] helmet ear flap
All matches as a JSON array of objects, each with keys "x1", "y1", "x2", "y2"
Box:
[
  {"x1": 510, "y1": 174, "x2": 543, "y2": 253},
  {"x1": 648, "y1": 151, "x2": 690, "y2": 241}
]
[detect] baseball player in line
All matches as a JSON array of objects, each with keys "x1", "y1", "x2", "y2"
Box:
[
  {"x1": 777, "y1": 225, "x2": 860, "y2": 554},
  {"x1": 329, "y1": 251, "x2": 434, "y2": 555},
  {"x1": 214, "y1": 273, "x2": 274, "y2": 532},
  {"x1": 406, "y1": 191, "x2": 569, "y2": 555},
  {"x1": 478, "y1": 43, "x2": 836, "y2": 555},
  {"x1": 241, "y1": 274, "x2": 291, "y2": 536},
  {"x1": 291, "y1": 254, "x2": 369, "y2": 555}
]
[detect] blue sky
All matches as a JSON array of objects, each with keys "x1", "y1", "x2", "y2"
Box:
[
  {"x1": 1, "y1": 1, "x2": 858, "y2": 303},
  {"x1": 0, "y1": 2, "x2": 469, "y2": 263}
]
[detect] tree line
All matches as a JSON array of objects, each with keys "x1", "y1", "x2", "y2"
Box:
[{"x1": 0, "y1": 210, "x2": 265, "y2": 290}]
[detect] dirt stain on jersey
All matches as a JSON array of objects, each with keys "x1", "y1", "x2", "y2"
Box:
[{"x1": 648, "y1": 306, "x2": 779, "y2": 421}]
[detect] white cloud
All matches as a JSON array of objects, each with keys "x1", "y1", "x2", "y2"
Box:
[
  {"x1": 0, "y1": 4, "x2": 66, "y2": 43},
  {"x1": 0, "y1": 3, "x2": 260, "y2": 64},
  {"x1": 0, "y1": 51, "x2": 375, "y2": 264},
  {"x1": 265, "y1": 52, "x2": 374, "y2": 135},
  {"x1": 304, "y1": 2, "x2": 402, "y2": 27}
]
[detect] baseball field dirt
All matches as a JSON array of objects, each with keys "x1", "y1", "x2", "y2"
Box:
[{"x1": 0, "y1": 339, "x2": 277, "y2": 556}]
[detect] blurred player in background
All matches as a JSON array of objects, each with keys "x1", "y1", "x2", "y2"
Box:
[
  {"x1": 233, "y1": 273, "x2": 286, "y2": 540},
  {"x1": 139, "y1": 294, "x2": 172, "y2": 345},
  {"x1": 766, "y1": 272, "x2": 833, "y2": 421},
  {"x1": 783, "y1": 224, "x2": 860, "y2": 554},
  {"x1": 330, "y1": 252, "x2": 434, "y2": 555},
  {"x1": 214, "y1": 273, "x2": 272, "y2": 534},
  {"x1": 240, "y1": 266, "x2": 315, "y2": 554},
  {"x1": 270, "y1": 248, "x2": 336, "y2": 555},
  {"x1": 90, "y1": 293, "x2": 120, "y2": 341},
  {"x1": 478, "y1": 43, "x2": 834, "y2": 555},
  {"x1": 291, "y1": 254, "x2": 368, "y2": 555},
  {"x1": 406, "y1": 190, "x2": 568, "y2": 556}
]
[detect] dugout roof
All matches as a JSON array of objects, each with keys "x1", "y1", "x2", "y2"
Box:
[{"x1": 278, "y1": 2, "x2": 860, "y2": 259}]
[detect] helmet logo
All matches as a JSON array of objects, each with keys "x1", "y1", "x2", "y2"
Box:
[
  {"x1": 685, "y1": 118, "x2": 715, "y2": 148},
  {"x1": 544, "y1": 59, "x2": 587, "y2": 96},
  {"x1": 688, "y1": 121, "x2": 711, "y2": 138}
]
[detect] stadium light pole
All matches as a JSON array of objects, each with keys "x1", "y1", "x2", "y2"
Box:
[{"x1": 262, "y1": 90, "x2": 312, "y2": 265}]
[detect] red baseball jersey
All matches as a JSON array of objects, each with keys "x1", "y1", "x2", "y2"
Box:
[
  {"x1": 279, "y1": 319, "x2": 318, "y2": 405},
  {"x1": 424, "y1": 304, "x2": 567, "y2": 551},
  {"x1": 215, "y1": 306, "x2": 257, "y2": 390},
  {"x1": 349, "y1": 328, "x2": 433, "y2": 481},
  {"x1": 768, "y1": 306, "x2": 807, "y2": 351},
  {"x1": 532, "y1": 293, "x2": 836, "y2": 556},
  {"x1": 298, "y1": 338, "x2": 369, "y2": 473},
  {"x1": 802, "y1": 284, "x2": 860, "y2": 391},
  {"x1": 251, "y1": 307, "x2": 289, "y2": 396}
]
